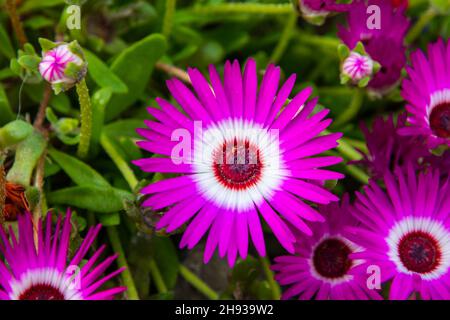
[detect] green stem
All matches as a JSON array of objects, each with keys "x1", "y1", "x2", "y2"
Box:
[
  {"x1": 260, "y1": 256, "x2": 281, "y2": 300},
  {"x1": 76, "y1": 79, "x2": 92, "y2": 159},
  {"x1": 149, "y1": 259, "x2": 168, "y2": 293},
  {"x1": 191, "y1": 3, "x2": 293, "y2": 15},
  {"x1": 345, "y1": 165, "x2": 369, "y2": 184},
  {"x1": 162, "y1": 0, "x2": 176, "y2": 37},
  {"x1": 337, "y1": 137, "x2": 363, "y2": 161},
  {"x1": 333, "y1": 88, "x2": 364, "y2": 128},
  {"x1": 406, "y1": 8, "x2": 437, "y2": 44},
  {"x1": 344, "y1": 137, "x2": 368, "y2": 155},
  {"x1": 270, "y1": 13, "x2": 297, "y2": 63},
  {"x1": 5, "y1": 0, "x2": 27, "y2": 46},
  {"x1": 179, "y1": 265, "x2": 219, "y2": 300},
  {"x1": 107, "y1": 226, "x2": 140, "y2": 300},
  {"x1": 100, "y1": 133, "x2": 138, "y2": 190},
  {"x1": 297, "y1": 32, "x2": 340, "y2": 51},
  {"x1": 326, "y1": 133, "x2": 370, "y2": 184},
  {"x1": 318, "y1": 86, "x2": 353, "y2": 96}
]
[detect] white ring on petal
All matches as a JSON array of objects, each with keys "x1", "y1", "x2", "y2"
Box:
[
  {"x1": 9, "y1": 267, "x2": 83, "y2": 300},
  {"x1": 426, "y1": 89, "x2": 450, "y2": 120},
  {"x1": 386, "y1": 216, "x2": 450, "y2": 280}
]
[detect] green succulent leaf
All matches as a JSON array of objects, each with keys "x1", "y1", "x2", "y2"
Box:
[
  {"x1": 106, "y1": 34, "x2": 167, "y2": 121},
  {"x1": 48, "y1": 148, "x2": 110, "y2": 188},
  {"x1": 84, "y1": 50, "x2": 128, "y2": 94},
  {"x1": 0, "y1": 84, "x2": 14, "y2": 125},
  {"x1": 152, "y1": 237, "x2": 180, "y2": 290},
  {"x1": 0, "y1": 24, "x2": 15, "y2": 59},
  {"x1": 47, "y1": 186, "x2": 133, "y2": 213}
]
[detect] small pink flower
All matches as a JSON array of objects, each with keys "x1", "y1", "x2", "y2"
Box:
[{"x1": 342, "y1": 52, "x2": 373, "y2": 82}]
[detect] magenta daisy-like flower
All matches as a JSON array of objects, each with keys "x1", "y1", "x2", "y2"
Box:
[
  {"x1": 358, "y1": 113, "x2": 430, "y2": 179},
  {"x1": 133, "y1": 59, "x2": 343, "y2": 266},
  {"x1": 0, "y1": 211, "x2": 126, "y2": 300},
  {"x1": 400, "y1": 39, "x2": 450, "y2": 148},
  {"x1": 338, "y1": 0, "x2": 409, "y2": 93},
  {"x1": 347, "y1": 166, "x2": 450, "y2": 300},
  {"x1": 272, "y1": 196, "x2": 382, "y2": 300}
]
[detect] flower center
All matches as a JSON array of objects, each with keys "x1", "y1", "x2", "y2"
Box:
[
  {"x1": 398, "y1": 231, "x2": 441, "y2": 274},
  {"x1": 313, "y1": 238, "x2": 352, "y2": 279},
  {"x1": 429, "y1": 102, "x2": 450, "y2": 138},
  {"x1": 19, "y1": 284, "x2": 65, "y2": 300},
  {"x1": 213, "y1": 139, "x2": 263, "y2": 190}
]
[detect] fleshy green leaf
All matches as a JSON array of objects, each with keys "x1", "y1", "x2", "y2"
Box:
[
  {"x1": 47, "y1": 186, "x2": 133, "y2": 213},
  {"x1": 106, "y1": 34, "x2": 167, "y2": 121},
  {"x1": 7, "y1": 131, "x2": 47, "y2": 187},
  {"x1": 152, "y1": 237, "x2": 179, "y2": 290},
  {"x1": 48, "y1": 148, "x2": 110, "y2": 187},
  {"x1": 18, "y1": 55, "x2": 41, "y2": 71},
  {"x1": 97, "y1": 212, "x2": 121, "y2": 226},
  {"x1": 0, "y1": 24, "x2": 15, "y2": 59},
  {"x1": 0, "y1": 84, "x2": 14, "y2": 125},
  {"x1": 0, "y1": 120, "x2": 34, "y2": 148},
  {"x1": 104, "y1": 119, "x2": 143, "y2": 139},
  {"x1": 84, "y1": 50, "x2": 128, "y2": 93},
  {"x1": 18, "y1": 0, "x2": 66, "y2": 14}
]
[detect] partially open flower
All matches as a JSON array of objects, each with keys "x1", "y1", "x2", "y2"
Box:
[{"x1": 38, "y1": 39, "x2": 87, "y2": 94}]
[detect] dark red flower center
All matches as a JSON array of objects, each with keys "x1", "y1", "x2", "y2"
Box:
[
  {"x1": 398, "y1": 231, "x2": 441, "y2": 274},
  {"x1": 19, "y1": 284, "x2": 65, "y2": 300},
  {"x1": 213, "y1": 139, "x2": 263, "y2": 190},
  {"x1": 429, "y1": 103, "x2": 450, "y2": 139},
  {"x1": 313, "y1": 238, "x2": 353, "y2": 279}
]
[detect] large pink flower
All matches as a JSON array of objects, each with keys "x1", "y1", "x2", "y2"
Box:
[{"x1": 133, "y1": 59, "x2": 343, "y2": 266}]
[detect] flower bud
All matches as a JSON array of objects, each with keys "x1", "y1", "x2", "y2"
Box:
[
  {"x1": 339, "y1": 43, "x2": 380, "y2": 87},
  {"x1": 38, "y1": 39, "x2": 87, "y2": 94}
]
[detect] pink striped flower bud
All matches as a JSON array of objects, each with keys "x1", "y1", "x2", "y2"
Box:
[{"x1": 38, "y1": 39, "x2": 87, "y2": 94}]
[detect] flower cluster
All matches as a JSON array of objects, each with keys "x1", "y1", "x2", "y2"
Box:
[
  {"x1": 3, "y1": 0, "x2": 448, "y2": 302},
  {"x1": 338, "y1": 0, "x2": 409, "y2": 93}
]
